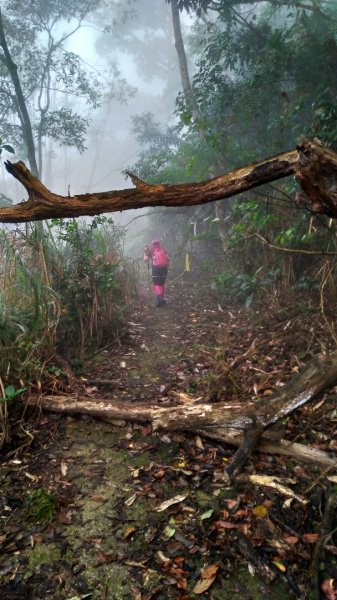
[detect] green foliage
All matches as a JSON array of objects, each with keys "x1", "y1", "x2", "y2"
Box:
[
  {"x1": 24, "y1": 488, "x2": 56, "y2": 524},
  {"x1": 214, "y1": 266, "x2": 281, "y2": 307},
  {"x1": 0, "y1": 137, "x2": 14, "y2": 156},
  {"x1": 165, "y1": 0, "x2": 210, "y2": 14},
  {"x1": 0, "y1": 0, "x2": 131, "y2": 175},
  {"x1": 0, "y1": 230, "x2": 60, "y2": 385},
  {"x1": 0, "y1": 217, "x2": 137, "y2": 388},
  {"x1": 48, "y1": 216, "x2": 137, "y2": 358},
  {"x1": 0, "y1": 385, "x2": 27, "y2": 402},
  {"x1": 39, "y1": 108, "x2": 89, "y2": 154},
  {"x1": 190, "y1": 2, "x2": 337, "y2": 160}
]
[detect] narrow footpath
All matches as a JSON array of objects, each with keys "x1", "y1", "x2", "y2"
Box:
[{"x1": 0, "y1": 282, "x2": 336, "y2": 600}]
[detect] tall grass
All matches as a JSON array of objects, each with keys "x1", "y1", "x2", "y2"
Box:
[
  {"x1": 0, "y1": 230, "x2": 60, "y2": 385},
  {"x1": 48, "y1": 216, "x2": 138, "y2": 358},
  {"x1": 0, "y1": 218, "x2": 138, "y2": 449}
]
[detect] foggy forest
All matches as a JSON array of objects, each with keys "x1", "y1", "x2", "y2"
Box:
[{"x1": 0, "y1": 1, "x2": 337, "y2": 599}]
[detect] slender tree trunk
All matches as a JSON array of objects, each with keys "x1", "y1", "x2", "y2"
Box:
[
  {"x1": 0, "y1": 9, "x2": 39, "y2": 177},
  {"x1": 170, "y1": 3, "x2": 231, "y2": 247},
  {"x1": 170, "y1": 0, "x2": 202, "y2": 121},
  {"x1": 0, "y1": 8, "x2": 43, "y2": 242}
]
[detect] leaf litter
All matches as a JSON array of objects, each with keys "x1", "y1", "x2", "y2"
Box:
[{"x1": 0, "y1": 283, "x2": 337, "y2": 598}]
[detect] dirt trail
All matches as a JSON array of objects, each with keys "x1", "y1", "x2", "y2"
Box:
[
  {"x1": 0, "y1": 283, "x2": 336, "y2": 599},
  {"x1": 87, "y1": 281, "x2": 223, "y2": 405}
]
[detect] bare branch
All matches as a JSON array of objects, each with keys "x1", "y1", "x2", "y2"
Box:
[{"x1": 1, "y1": 141, "x2": 337, "y2": 224}]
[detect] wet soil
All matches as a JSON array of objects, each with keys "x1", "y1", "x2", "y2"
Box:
[{"x1": 0, "y1": 281, "x2": 337, "y2": 599}]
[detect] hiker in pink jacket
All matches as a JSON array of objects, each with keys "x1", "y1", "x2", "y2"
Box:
[{"x1": 143, "y1": 240, "x2": 169, "y2": 306}]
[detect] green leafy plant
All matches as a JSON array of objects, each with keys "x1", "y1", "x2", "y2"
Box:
[
  {"x1": 0, "y1": 137, "x2": 14, "y2": 156},
  {"x1": 0, "y1": 378, "x2": 27, "y2": 451},
  {"x1": 48, "y1": 216, "x2": 137, "y2": 358},
  {"x1": 0, "y1": 385, "x2": 27, "y2": 402},
  {"x1": 214, "y1": 267, "x2": 280, "y2": 307}
]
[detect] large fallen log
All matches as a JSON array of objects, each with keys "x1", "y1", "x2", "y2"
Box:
[
  {"x1": 2, "y1": 140, "x2": 337, "y2": 223},
  {"x1": 28, "y1": 350, "x2": 337, "y2": 472},
  {"x1": 28, "y1": 393, "x2": 336, "y2": 468}
]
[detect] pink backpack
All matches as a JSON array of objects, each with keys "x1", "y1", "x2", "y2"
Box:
[{"x1": 153, "y1": 248, "x2": 169, "y2": 267}]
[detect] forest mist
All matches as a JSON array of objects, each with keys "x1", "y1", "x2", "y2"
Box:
[
  {"x1": 0, "y1": 0, "x2": 191, "y2": 258},
  {"x1": 0, "y1": 0, "x2": 337, "y2": 357}
]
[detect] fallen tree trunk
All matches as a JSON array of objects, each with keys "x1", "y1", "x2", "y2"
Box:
[
  {"x1": 151, "y1": 350, "x2": 337, "y2": 431},
  {"x1": 27, "y1": 393, "x2": 336, "y2": 468},
  {"x1": 2, "y1": 140, "x2": 337, "y2": 223},
  {"x1": 27, "y1": 350, "x2": 337, "y2": 472}
]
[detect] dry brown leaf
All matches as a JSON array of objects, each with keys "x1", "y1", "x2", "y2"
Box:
[
  {"x1": 193, "y1": 577, "x2": 216, "y2": 595},
  {"x1": 225, "y1": 499, "x2": 239, "y2": 512},
  {"x1": 321, "y1": 579, "x2": 337, "y2": 600},
  {"x1": 202, "y1": 564, "x2": 219, "y2": 579},
  {"x1": 84, "y1": 385, "x2": 98, "y2": 394},
  {"x1": 156, "y1": 550, "x2": 170, "y2": 563},
  {"x1": 24, "y1": 471, "x2": 40, "y2": 482},
  {"x1": 302, "y1": 533, "x2": 320, "y2": 543},
  {"x1": 125, "y1": 493, "x2": 137, "y2": 507},
  {"x1": 123, "y1": 526, "x2": 136, "y2": 539},
  {"x1": 195, "y1": 435, "x2": 204, "y2": 450},
  {"x1": 284, "y1": 535, "x2": 299, "y2": 545},
  {"x1": 153, "y1": 468, "x2": 166, "y2": 479},
  {"x1": 213, "y1": 520, "x2": 240, "y2": 529},
  {"x1": 193, "y1": 566, "x2": 219, "y2": 595}
]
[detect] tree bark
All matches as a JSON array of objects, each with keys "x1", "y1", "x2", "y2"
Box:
[
  {"x1": 170, "y1": 0, "x2": 202, "y2": 121},
  {"x1": 2, "y1": 140, "x2": 337, "y2": 224},
  {"x1": 26, "y1": 391, "x2": 337, "y2": 467}
]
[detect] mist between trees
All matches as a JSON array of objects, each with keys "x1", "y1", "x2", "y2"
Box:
[
  {"x1": 0, "y1": 0, "x2": 337, "y2": 427},
  {"x1": 1, "y1": 4, "x2": 337, "y2": 599}
]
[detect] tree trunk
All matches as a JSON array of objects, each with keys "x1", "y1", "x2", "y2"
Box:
[
  {"x1": 0, "y1": 9, "x2": 39, "y2": 177},
  {"x1": 170, "y1": 0, "x2": 202, "y2": 121}
]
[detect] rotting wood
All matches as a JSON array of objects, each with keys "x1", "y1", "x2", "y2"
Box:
[
  {"x1": 2, "y1": 140, "x2": 337, "y2": 223},
  {"x1": 308, "y1": 492, "x2": 337, "y2": 600},
  {"x1": 235, "y1": 474, "x2": 307, "y2": 504},
  {"x1": 25, "y1": 392, "x2": 337, "y2": 467},
  {"x1": 225, "y1": 419, "x2": 265, "y2": 483},
  {"x1": 235, "y1": 531, "x2": 301, "y2": 598},
  {"x1": 235, "y1": 531, "x2": 277, "y2": 584},
  {"x1": 222, "y1": 348, "x2": 337, "y2": 481},
  {"x1": 197, "y1": 429, "x2": 336, "y2": 467},
  {"x1": 26, "y1": 348, "x2": 337, "y2": 473}
]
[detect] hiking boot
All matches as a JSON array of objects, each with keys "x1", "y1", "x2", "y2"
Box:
[{"x1": 155, "y1": 295, "x2": 167, "y2": 307}]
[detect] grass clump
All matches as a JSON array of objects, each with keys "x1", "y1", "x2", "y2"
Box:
[{"x1": 24, "y1": 488, "x2": 56, "y2": 524}]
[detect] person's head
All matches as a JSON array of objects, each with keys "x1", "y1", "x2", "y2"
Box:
[{"x1": 151, "y1": 239, "x2": 161, "y2": 250}]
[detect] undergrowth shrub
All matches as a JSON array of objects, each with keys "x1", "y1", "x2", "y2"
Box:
[
  {"x1": 0, "y1": 216, "x2": 137, "y2": 387},
  {"x1": 213, "y1": 266, "x2": 281, "y2": 307},
  {"x1": 212, "y1": 192, "x2": 337, "y2": 309},
  {"x1": 49, "y1": 216, "x2": 138, "y2": 359},
  {"x1": 0, "y1": 230, "x2": 60, "y2": 387}
]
